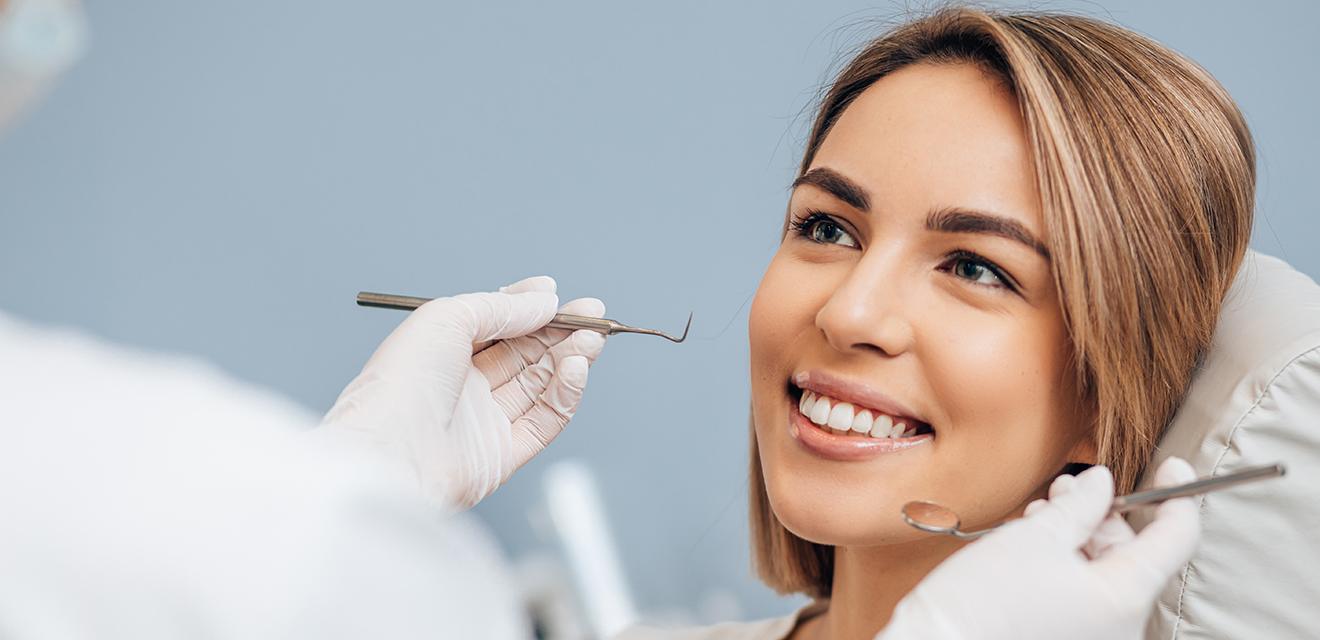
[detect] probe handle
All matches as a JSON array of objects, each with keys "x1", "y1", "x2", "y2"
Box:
[{"x1": 355, "y1": 291, "x2": 617, "y2": 334}]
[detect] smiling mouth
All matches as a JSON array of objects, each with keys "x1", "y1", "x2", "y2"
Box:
[{"x1": 787, "y1": 380, "x2": 936, "y2": 441}]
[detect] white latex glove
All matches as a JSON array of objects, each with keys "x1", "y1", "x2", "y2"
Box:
[
  {"x1": 319, "y1": 276, "x2": 607, "y2": 509},
  {"x1": 878, "y1": 457, "x2": 1200, "y2": 640}
]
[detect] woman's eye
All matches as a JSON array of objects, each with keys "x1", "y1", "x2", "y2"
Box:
[
  {"x1": 794, "y1": 214, "x2": 859, "y2": 248},
  {"x1": 948, "y1": 255, "x2": 1008, "y2": 288}
]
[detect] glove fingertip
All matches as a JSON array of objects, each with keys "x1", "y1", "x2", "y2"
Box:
[
  {"x1": 557, "y1": 296, "x2": 606, "y2": 319},
  {"x1": 1048, "y1": 473, "x2": 1077, "y2": 499},
  {"x1": 1099, "y1": 495, "x2": 1200, "y2": 594},
  {"x1": 572, "y1": 328, "x2": 607, "y2": 357},
  {"x1": 1024, "y1": 464, "x2": 1114, "y2": 550},
  {"x1": 500, "y1": 275, "x2": 557, "y2": 294},
  {"x1": 521, "y1": 291, "x2": 561, "y2": 315},
  {"x1": 1150, "y1": 458, "x2": 1199, "y2": 542},
  {"x1": 1077, "y1": 465, "x2": 1115, "y2": 496},
  {"x1": 503, "y1": 291, "x2": 559, "y2": 334},
  {"x1": 1023, "y1": 498, "x2": 1049, "y2": 517},
  {"x1": 1155, "y1": 495, "x2": 1200, "y2": 544},
  {"x1": 1154, "y1": 456, "x2": 1197, "y2": 486},
  {"x1": 533, "y1": 356, "x2": 590, "y2": 427},
  {"x1": 559, "y1": 355, "x2": 590, "y2": 388}
]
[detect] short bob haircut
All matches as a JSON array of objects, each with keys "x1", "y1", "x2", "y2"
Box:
[{"x1": 750, "y1": 6, "x2": 1256, "y2": 598}]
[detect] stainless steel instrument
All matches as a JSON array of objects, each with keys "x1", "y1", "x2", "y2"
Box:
[
  {"x1": 356, "y1": 291, "x2": 692, "y2": 343},
  {"x1": 902, "y1": 462, "x2": 1286, "y2": 541}
]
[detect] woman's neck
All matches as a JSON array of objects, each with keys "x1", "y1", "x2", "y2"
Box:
[{"x1": 809, "y1": 537, "x2": 966, "y2": 640}]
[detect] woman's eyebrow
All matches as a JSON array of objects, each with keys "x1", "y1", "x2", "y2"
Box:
[
  {"x1": 791, "y1": 167, "x2": 871, "y2": 211},
  {"x1": 926, "y1": 207, "x2": 1051, "y2": 260},
  {"x1": 792, "y1": 167, "x2": 1049, "y2": 260}
]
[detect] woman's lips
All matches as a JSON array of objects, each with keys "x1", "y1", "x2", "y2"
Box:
[
  {"x1": 793, "y1": 369, "x2": 929, "y2": 430},
  {"x1": 788, "y1": 396, "x2": 933, "y2": 461}
]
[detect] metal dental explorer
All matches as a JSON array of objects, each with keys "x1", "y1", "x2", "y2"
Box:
[
  {"x1": 355, "y1": 291, "x2": 693, "y2": 343},
  {"x1": 902, "y1": 462, "x2": 1286, "y2": 541}
]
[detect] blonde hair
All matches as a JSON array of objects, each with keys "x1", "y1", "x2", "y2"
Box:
[{"x1": 750, "y1": 6, "x2": 1256, "y2": 597}]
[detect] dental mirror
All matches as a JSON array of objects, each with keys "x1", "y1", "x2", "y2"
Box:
[
  {"x1": 903, "y1": 462, "x2": 1286, "y2": 541},
  {"x1": 901, "y1": 501, "x2": 978, "y2": 539}
]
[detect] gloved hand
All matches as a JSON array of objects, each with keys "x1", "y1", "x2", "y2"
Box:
[
  {"x1": 878, "y1": 457, "x2": 1201, "y2": 640},
  {"x1": 319, "y1": 276, "x2": 608, "y2": 509}
]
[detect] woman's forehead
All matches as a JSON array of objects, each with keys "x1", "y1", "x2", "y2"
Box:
[{"x1": 805, "y1": 62, "x2": 1041, "y2": 230}]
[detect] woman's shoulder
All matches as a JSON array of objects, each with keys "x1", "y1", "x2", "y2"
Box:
[{"x1": 614, "y1": 600, "x2": 826, "y2": 640}]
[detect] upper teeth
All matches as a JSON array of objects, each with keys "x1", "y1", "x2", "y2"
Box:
[{"x1": 798, "y1": 390, "x2": 917, "y2": 439}]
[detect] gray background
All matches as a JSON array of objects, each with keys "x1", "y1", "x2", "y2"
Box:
[{"x1": 2, "y1": 0, "x2": 1314, "y2": 624}]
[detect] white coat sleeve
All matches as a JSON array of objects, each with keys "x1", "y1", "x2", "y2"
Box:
[{"x1": 0, "y1": 313, "x2": 528, "y2": 639}]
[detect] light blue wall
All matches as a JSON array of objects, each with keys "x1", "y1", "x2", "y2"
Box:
[{"x1": 2, "y1": 0, "x2": 1314, "y2": 624}]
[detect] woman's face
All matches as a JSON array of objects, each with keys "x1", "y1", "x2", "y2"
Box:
[{"x1": 749, "y1": 62, "x2": 1094, "y2": 547}]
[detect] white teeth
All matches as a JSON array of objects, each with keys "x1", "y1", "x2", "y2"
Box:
[
  {"x1": 872, "y1": 414, "x2": 894, "y2": 438},
  {"x1": 827, "y1": 402, "x2": 855, "y2": 430},
  {"x1": 808, "y1": 396, "x2": 831, "y2": 426},
  {"x1": 850, "y1": 409, "x2": 873, "y2": 433},
  {"x1": 797, "y1": 387, "x2": 924, "y2": 440}
]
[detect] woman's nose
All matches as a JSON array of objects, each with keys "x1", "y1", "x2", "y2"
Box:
[{"x1": 814, "y1": 256, "x2": 915, "y2": 357}]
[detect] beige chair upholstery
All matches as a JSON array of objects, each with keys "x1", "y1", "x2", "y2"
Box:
[{"x1": 1133, "y1": 250, "x2": 1320, "y2": 639}]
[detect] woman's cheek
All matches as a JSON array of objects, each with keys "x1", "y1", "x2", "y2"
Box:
[
  {"x1": 750, "y1": 255, "x2": 809, "y2": 361},
  {"x1": 919, "y1": 302, "x2": 1019, "y2": 430},
  {"x1": 919, "y1": 310, "x2": 1062, "y2": 518}
]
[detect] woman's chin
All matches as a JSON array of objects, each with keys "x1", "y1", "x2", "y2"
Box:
[{"x1": 768, "y1": 488, "x2": 928, "y2": 547}]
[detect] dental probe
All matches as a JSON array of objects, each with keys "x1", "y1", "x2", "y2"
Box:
[{"x1": 355, "y1": 291, "x2": 692, "y2": 343}]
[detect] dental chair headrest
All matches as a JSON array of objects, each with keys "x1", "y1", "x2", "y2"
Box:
[{"x1": 1132, "y1": 250, "x2": 1320, "y2": 639}]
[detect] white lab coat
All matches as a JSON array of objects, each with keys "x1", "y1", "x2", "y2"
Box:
[{"x1": 0, "y1": 311, "x2": 528, "y2": 639}]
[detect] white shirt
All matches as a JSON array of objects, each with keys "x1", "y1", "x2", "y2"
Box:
[{"x1": 0, "y1": 312, "x2": 528, "y2": 639}]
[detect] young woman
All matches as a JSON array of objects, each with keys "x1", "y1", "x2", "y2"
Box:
[{"x1": 740, "y1": 7, "x2": 1253, "y2": 639}]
